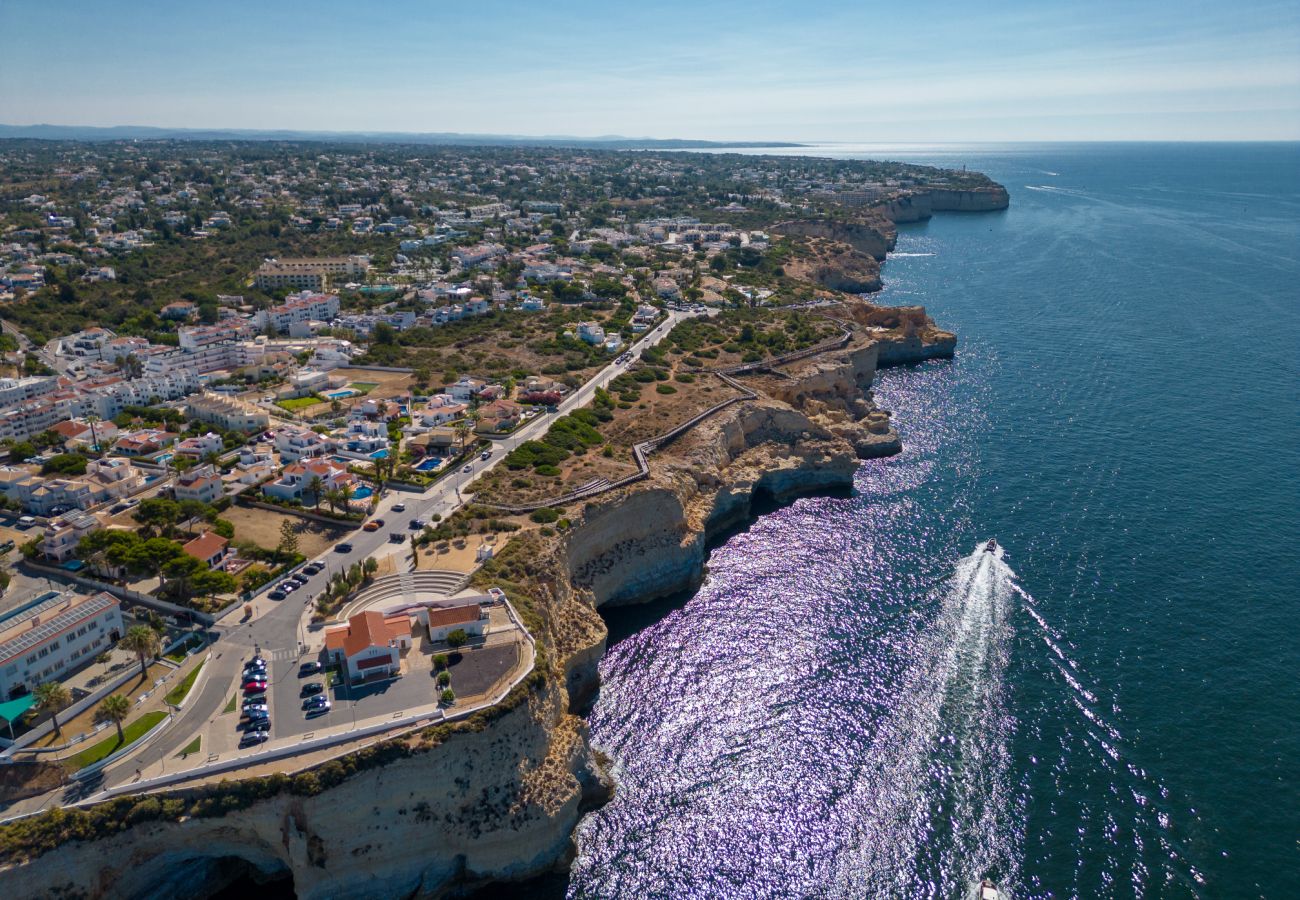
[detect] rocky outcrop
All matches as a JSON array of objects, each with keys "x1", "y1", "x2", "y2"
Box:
[
  {"x1": 565, "y1": 331, "x2": 901, "y2": 609},
  {"x1": 782, "y1": 237, "x2": 882, "y2": 294},
  {"x1": 771, "y1": 215, "x2": 896, "y2": 260}
]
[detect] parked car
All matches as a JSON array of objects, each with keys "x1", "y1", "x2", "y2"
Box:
[
  {"x1": 392, "y1": 502, "x2": 406, "y2": 512},
  {"x1": 335, "y1": 542, "x2": 353, "y2": 553},
  {"x1": 243, "y1": 663, "x2": 267, "y2": 676},
  {"x1": 480, "y1": 449, "x2": 492, "y2": 460},
  {"x1": 389, "y1": 532, "x2": 405, "y2": 543},
  {"x1": 242, "y1": 679, "x2": 267, "y2": 692},
  {"x1": 300, "y1": 681, "x2": 324, "y2": 697},
  {"x1": 243, "y1": 693, "x2": 267, "y2": 707},
  {"x1": 241, "y1": 704, "x2": 269, "y2": 717},
  {"x1": 239, "y1": 732, "x2": 270, "y2": 748},
  {"x1": 363, "y1": 520, "x2": 380, "y2": 532},
  {"x1": 303, "y1": 696, "x2": 330, "y2": 710},
  {"x1": 267, "y1": 590, "x2": 286, "y2": 601},
  {"x1": 407, "y1": 519, "x2": 425, "y2": 530},
  {"x1": 289, "y1": 573, "x2": 310, "y2": 586},
  {"x1": 302, "y1": 562, "x2": 323, "y2": 576},
  {"x1": 298, "y1": 661, "x2": 322, "y2": 677},
  {"x1": 305, "y1": 704, "x2": 331, "y2": 718},
  {"x1": 246, "y1": 718, "x2": 271, "y2": 733}
]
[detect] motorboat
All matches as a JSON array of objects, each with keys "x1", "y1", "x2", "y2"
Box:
[
  {"x1": 984, "y1": 538, "x2": 998, "y2": 553},
  {"x1": 970, "y1": 878, "x2": 1007, "y2": 900}
]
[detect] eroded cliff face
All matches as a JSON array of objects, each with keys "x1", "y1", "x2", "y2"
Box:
[
  {"x1": 0, "y1": 673, "x2": 606, "y2": 900},
  {"x1": 783, "y1": 236, "x2": 883, "y2": 293},
  {"x1": 564, "y1": 330, "x2": 914, "y2": 609}
]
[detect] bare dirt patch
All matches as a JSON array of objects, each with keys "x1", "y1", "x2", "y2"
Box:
[{"x1": 222, "y1": 505, "x2": 351, "y2": 557}]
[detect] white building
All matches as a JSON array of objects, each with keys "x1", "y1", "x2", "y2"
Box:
[{"x1": 0, "y1": 590, "x2": 124, "y2": 700}]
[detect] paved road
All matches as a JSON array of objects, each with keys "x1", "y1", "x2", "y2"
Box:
[{"x1": 92, "y1": 309, "x2": 700, "y2": 790}]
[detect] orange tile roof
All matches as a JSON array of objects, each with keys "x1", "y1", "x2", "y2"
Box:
[
  {"x1": 425, "y1": 605, "x2": 482, "y2": 629},
  {"x1": 326, "y1": 611, "x2": 411, "y2": 659},
  {"x1": 182, "y1": 531, "x2": 228, "y2": 562}
]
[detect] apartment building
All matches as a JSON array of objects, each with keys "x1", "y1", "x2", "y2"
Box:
[
  {"x1": 253, "y1": 257, "x2": 368, "y2": 291},
  {"x1": 177, "y1": 321, "x2": 253, "y2": 352},
  {"x1": 252, "y1": 292, "x2": 341, "y2": 334},
  {"x1": 0, "y1": 590, "x2": 124, "y2": 699},
  {"x1": 186, "y1": 393, "x2": 270, "y2": 433}
]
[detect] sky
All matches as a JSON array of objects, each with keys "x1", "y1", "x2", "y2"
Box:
[{"x1": 2, "y1": 0, "x2": 1298, "y2": 141}]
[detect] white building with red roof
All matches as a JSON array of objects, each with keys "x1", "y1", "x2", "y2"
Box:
[{"x1": 324, "y1": 611, "x2": 412, "y2": 683}]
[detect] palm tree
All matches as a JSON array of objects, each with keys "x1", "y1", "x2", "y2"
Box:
[
  {"x1": 120, "y1": 625, "x2": 161, "y2": 681},
  {"x1": 33, "y1": 681, "x2": 71, "y2": 738},
  {"x1": 307, "y1": 475, "x2": 324, "y2": 512},
  {"x1": 323, "y1": 488, "x2": 342, "y2": 515},
  {"x1": 95, "y1": 694, "x2": 131, "y2": 744},
  {"x1": 454, "y1": 420, "x2": 472, "y2": 453}
]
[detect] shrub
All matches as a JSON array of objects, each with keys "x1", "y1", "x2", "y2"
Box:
[
  {"x1": 446, "y1": 629, "x2": 468, "y2": 649},
  {"x1": 535, "y1": 464, "x2": 561, "y2": 476},
  {"x1": 529, "y1": 507, "x2": 561, "y2": 524},
  {"x1": 436, "y1": 671, "x2": 451, "y2": 687},
  {"x1": 433, "y1": 653, "x2": 448, "y2": 670},
  {"x1": 655, "y1": 384, "x2": 677, "y2": 395},
  {"x1": 440, "y1": 688, "x2": 455, "y2": 704}
]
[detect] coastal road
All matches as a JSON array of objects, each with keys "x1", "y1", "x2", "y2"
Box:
[{"x1": 91, "y1": 308, "x2": 700, "y2": 791}]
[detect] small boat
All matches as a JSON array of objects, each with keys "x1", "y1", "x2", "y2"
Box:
[
  {"x1": 974, "y1": 878, "x2": 1007, "y2": 900},
  {"x1": 984, "y1": 538, "x2": 998, "y2": 553}
]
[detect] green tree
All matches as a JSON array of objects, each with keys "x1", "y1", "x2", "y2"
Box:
[
  {"x1": 307, "y1": 475, "x2": 324, "y2": 512},
  {"x1": 33, "y1": 681, "x2": 71, "y2": 739},
  {"x1": 8, "y1": 441, "x2": 36, "y2": 463},
  {"x1": 120, "y1": 624, "x2": 161, "y2": 680},
  {"x1": 277, "y1": 520, "x2": 299, "y2": 562},
  {"x1": 95, "y1": 694, "x2": 131, "y2": 744},
  {"x1": 445, "y1": 628, "x2": 468, "y2": 649},
  {"x1": 41, "y1": 453, "x2": 88, "y2": 476}
]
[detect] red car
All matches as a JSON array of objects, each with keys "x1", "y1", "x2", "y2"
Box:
[{"x1": 242, "y1": 679, "x2": 267, "y2": 692}]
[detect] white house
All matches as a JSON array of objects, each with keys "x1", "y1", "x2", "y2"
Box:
[{"x1": 324, "y1": 611, "x2": 412, "y2": 684}]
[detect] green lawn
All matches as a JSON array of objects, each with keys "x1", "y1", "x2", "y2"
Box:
[
  {"x1": 275, "y1": 395, "x2": 322, "y2": 412},
  {"x1": 222, "y1": 693, "x2": 237, "y2": 714},
  {"x1": 67, "y1": 710, "x2": 167, "y2": 771},
  {"x1": 348, "y1": 382, "x2": 379, "y2": 393},
  {"x1": 176, "y1": 735, "x2": 201, "y2": 758},
  {"x1": 163, "y1": 660, "x2": 204, "y2": 706}
]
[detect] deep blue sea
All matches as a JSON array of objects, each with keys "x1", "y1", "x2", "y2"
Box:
[{"x1": 567, "y1": 144, "x2": 1300, "y2": 899}]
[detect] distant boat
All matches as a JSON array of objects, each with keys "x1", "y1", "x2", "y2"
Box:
[
  {"x1": 984, "y1": 538, "x2": 998, "y2": 553},
  {"x1": 969, "y1": 878, "x2": 1007, "y2": 900}
]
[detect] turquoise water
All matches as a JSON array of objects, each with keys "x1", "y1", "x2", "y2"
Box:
[{"x1": 571, "y1": 144, "x2": 1300, "y2": 898}]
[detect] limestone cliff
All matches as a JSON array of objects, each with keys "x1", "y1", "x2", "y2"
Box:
[{"x1": 771, "y1": 215, "x2": 896, "y2": 260}]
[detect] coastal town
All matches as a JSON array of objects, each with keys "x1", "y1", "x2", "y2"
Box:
[{"x1": 0, "y1": 139, "x2": 1006, "y2": 894}]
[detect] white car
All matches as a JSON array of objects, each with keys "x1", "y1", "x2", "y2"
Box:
[{"x1": 392, "y1": 502, "x2": 406, "y2": 512}]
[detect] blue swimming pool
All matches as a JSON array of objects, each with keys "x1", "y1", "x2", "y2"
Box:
[
  {"x1": 352, "y1": 486, "x2": 373, "y2": 499},
  {"x1": 414, "y1": 457, "x2": 443, "y2": 472}
]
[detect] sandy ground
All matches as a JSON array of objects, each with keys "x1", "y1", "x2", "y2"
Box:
[
  {"x1": 221, "y1": 505, "x2": 351, "y2": 558},
  {"x1": 415, "y1": 535, "x2": 494, "y2": 573}
]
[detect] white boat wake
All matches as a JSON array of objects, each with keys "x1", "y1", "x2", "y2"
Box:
[{"x1": 832, "y1": 544, "x2": 1019, "y2": 897}]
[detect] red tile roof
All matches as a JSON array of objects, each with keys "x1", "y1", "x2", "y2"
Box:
[
  {"x1": 182, "y1": 531, "x2": 228, "y2": 562},
  {"x1": 325, "y1": 611, "x2": 411, "y2": 659}
]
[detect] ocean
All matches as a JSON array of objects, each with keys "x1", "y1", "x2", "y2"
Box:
[{"x1": 566, "y1": 143, "x2": 1300, "y2": 899}]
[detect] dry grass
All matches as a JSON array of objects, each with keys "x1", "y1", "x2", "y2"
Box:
[{"x1": 221, "y1": 505, "x2": 351, "y2": 557}]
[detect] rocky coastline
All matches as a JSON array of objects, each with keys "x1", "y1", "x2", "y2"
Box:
[{"x1": 0, "y1": 183, "x2": 1000, "y2": 898}]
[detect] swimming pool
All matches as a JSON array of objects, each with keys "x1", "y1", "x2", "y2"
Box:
[
  {"x1": 326, "y1": 388, "x2": 360, "y2": 400},
  {"x1": 352, "y1": 486, "x2": 373, "y2": 499},
  {"x1": 414, "y1": 457, "x2": 444, "y2": 472}
]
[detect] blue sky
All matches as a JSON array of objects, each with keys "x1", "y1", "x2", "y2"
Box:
[{"x1": 2, "y1": 0, "x2": 1298, "y2": 140}]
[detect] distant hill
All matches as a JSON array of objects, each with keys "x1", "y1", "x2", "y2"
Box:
[{"x1": 0, "y1": 123, "x2": 803, "y2": 150}]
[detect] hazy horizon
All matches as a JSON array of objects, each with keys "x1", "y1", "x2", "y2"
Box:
[{"x1": 3, "y1": 0, "x2": 1298, "y2": 142}]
